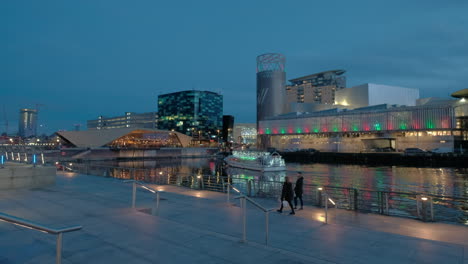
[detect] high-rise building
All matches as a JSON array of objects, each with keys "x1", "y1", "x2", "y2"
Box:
[
  {"x1": 286, "y1": 70, "x2": 346, "y2": 105},
  {"x1": 222, "y1": 115, "x2": 234, "y2": 143},
  {"x1": 87, "y1": 112, "x2": 158, "y2": 130},
  {"x1": 158, "y1": 90, "x2": 223, "y2": 137},
  {"x1": 256, "y1": 53, "x2": 287, "y2": 124},
  {"x1": 18, "y1": 109, "x2": 37, "y2": 138}
]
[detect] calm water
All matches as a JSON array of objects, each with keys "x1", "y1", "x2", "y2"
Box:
[
  {"x1": 87, "y1": 158, "x2": 467, "y2": 224},
  {"x1": 98, "y1": 158, "x2": 468, "y2": 198}
]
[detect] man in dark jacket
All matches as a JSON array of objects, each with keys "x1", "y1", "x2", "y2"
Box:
[
  {"x1": 294, "y1": 172, "x2": 304, "y2": 210},
  {"x1": 277, "y1": 176, "x2": 295, "y2": 215}
]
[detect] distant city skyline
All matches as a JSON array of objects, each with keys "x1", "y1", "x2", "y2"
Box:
[{"x1": 2, "y1": 0, "x2": 467, "y2": 134}]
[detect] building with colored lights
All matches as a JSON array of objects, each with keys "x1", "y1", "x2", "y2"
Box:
[
  {"x1": 87, "y1": 112, "x2": 158, "y2": 130},
  {"x1": 157, "y1": 90, "x2": 223, "y2": 137},
  {"x1": 18, "y1": 109, "x2": 38, "y2": 138},
  {"x1": 286, "y1": 70, "x2": 346, "y2": 106},
  {"x1": 258, "y1": 100, "x2": 468, "y2": 152}
]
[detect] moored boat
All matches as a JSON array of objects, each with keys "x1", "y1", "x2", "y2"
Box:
[{"x1": 224, "y1": 151, "x2": 286, "y2": 172}]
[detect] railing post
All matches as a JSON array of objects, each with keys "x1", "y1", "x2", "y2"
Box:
[
  {"x1": 132, "y1": 182, "x2": 136, "y2": 208},
  {"x1": 429, "y1": 197, "x2": 434, "y2": 221},
  {"x1": 56, "y1": 232, "x2": 62, "y2": 264},
  {"x1": 347, "y1": 188, "x2": 352, "y2": 210},
  {"x1": 324, "y1": 193, "x2": 328, "y2": 224},
  {"x1": 416, "y1": 195, "x2": 421, "y2": 219},
  {"x1": 265, "y1": 211, "x2": 269, "y2": 246},
  {"x1": 384, "y1": 193, "x2": 389, "y2": 215},
  {"x1": 227, "y1": 184, "x2": 230, "y2": 204},
  {"x1": 241, "y1": 197, "x2": 246, "y2": 243},
  {"x1": 153, "y1": 192, "x2": 160, "y2": 216},
  {"x1": 353, "y1": 189, "x2": 358, "y2": 211}
]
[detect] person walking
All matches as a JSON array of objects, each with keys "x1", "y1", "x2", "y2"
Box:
[
  {"x1": 294, "y1": 172, "x2": 304, "y2": 210},
  {"x1": 277, "y1": 176, "x2": 295, "y2": 215}
]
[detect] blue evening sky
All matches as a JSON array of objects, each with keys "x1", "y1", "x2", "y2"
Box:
[{"x1": 1, "y1": 0, "x2": 467, "y2": 134}]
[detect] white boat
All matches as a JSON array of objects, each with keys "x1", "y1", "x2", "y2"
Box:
[{"x1": 224, "y1": 151, "x2": 286, "y2": 172}]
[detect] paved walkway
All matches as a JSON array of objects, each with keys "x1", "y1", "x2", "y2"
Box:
[{"x1": 0, "y1": 171, "x2": 467, "y2": 264}]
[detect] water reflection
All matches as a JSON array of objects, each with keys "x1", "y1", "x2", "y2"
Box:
[{"x1": 86, "y1": 158, "x2": 467, "y2": 224}]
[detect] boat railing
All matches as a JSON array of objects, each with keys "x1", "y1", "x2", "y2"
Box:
[{"x1": 0, "y1": 212, "x2": 82, "y2": 264}]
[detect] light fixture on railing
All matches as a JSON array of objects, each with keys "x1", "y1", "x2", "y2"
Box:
[
  {"x1": 317, "y1": 187, "x2": 323, "y2": 191},
  {"x1": 421, "y1": 197, "x2": 428, "y2": 201}
]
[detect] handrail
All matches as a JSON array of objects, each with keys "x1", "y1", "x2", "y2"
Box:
[
  {"x1": 124, "y1": 179, "x2": 160, "y2": 194},
  {"x1": 234, "y1": 194, "x2": 275, "y2": 213},
  {"x1": 0, "y1": 212, "x2": 82, "y2": 264},
  {"x1": 0, "y1": 212, "x2": 82, "y2": 234},
  {"x1": 233, "y1": 194, "x2": 274, "y2": 245},
  {"x1": 124, "y1": 180, "x2": 163, "y2": 216}
]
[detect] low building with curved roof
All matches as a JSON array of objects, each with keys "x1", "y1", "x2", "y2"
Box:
[{"x1": 56, "y1": 128, "x2": 192, "y2": 149}]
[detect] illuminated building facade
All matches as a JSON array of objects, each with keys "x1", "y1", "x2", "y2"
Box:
[
  {"x1": 286, "y1": 70, "x2": 346, "y2": 105},
  {"x1": 87, "y1": 112, "x2": 158, "y2": 130},
  {"x1": 233, "y1": 123, "x2": 257, "y2": 145},
  {"x1": 158, "y1": 90, "x2": 223, "y2": 137},
  {"x1": 258, "y1": 101, "x2": 468, "y2": 152},
  {"x1": 18, "y1": 109, "x2": 37, "y2": 138}
]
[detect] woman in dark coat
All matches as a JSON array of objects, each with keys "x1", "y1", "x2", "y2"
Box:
[
  {"x1": 294, "y1": 172, "x2": 304, "y2": 210},
  {"x1": 277, "y1": 176, "x2": 295, "y2": 215}
]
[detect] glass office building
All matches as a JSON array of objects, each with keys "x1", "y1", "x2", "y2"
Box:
[{"x1": 158, "y1": 90, "x2": 223, "y2": 137}]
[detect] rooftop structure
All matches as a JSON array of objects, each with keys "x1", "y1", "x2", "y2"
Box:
[
  {"x1": 56, "y1": 128, "x2": 191, "y2": 148},
  {"x1": 256, "y1": 53, "x2": 287, "y2": 124},
  {"x1": 334, "y1": 83, "x2": 420, "y2": 109},
  {"x1": 286, "y1": 70, "x2": 346, "y2": 105}
]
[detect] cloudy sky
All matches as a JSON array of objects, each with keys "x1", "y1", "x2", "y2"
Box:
[{"x1": 1, "y1": 0, "x2": 467, "y2": 134}]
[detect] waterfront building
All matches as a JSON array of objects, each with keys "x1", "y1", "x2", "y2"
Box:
[
  {"x1": 222, "y1": 115, "x2": 234, "y2": 143},
  {"x1": 157, "y1": 90, "x2": 223, "y2": 138},
  {"x1": 233, "y1": 123, "x2": 257, "y2": 145},
  {"x1": 335, "y1": 83, "x2": 419, "y2": 109},
  {"x1": 87, "y1": 112, "x2": 158, "y2": 130},
  {"x1": 256, "y1": 53, "x2": 287, "y2": 125},
  {"x1": 18, "y1": 108, "x2": 37, "y2": 138},
  {"x1": 286, "y1": 70, "x2": 346, "y2": 106},
  {"x1": 56, "y1": 128, "x2": 191, "y2": 148},
  {"x1": 258, "y1": 100, "x2": 468, "y2": 152}
]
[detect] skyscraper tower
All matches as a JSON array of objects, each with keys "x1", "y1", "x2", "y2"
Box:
[
  {"x1": 18, "y1": 109, "x2": 37, "y2": 138},
  {"x1": 256, "y1": 53, "x2": 286, "y2": 126}
]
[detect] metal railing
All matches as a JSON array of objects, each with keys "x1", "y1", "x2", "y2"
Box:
[
  {"x1": 234, "y1": 195, "x2": 275, "y2": 245},
  {"x1": 124, "y1": 180, "x2": 163, "y2": 216},
  {"x1": 0, "y1": 212, "x2": 82, "y2": 264},
  {"x1": 67, "y1": 163, "x2": 467, "y2": 224}
]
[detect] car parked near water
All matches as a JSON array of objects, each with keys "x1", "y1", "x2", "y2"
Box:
[{"x1": 403, "y1": 148, "x2": 428, "y2": 156}]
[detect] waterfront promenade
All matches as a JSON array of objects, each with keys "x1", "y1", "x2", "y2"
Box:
[{"x1": 0, "y1": 171, "x2": 467, "y2": 263}]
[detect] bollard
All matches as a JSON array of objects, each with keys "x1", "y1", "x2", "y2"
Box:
[
  {"x1": 41, "y1": 153, "x2": 45, "y2": 165},
  {"x1": 317, "y1": 187, "x2": 323, "y2": 207}
]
